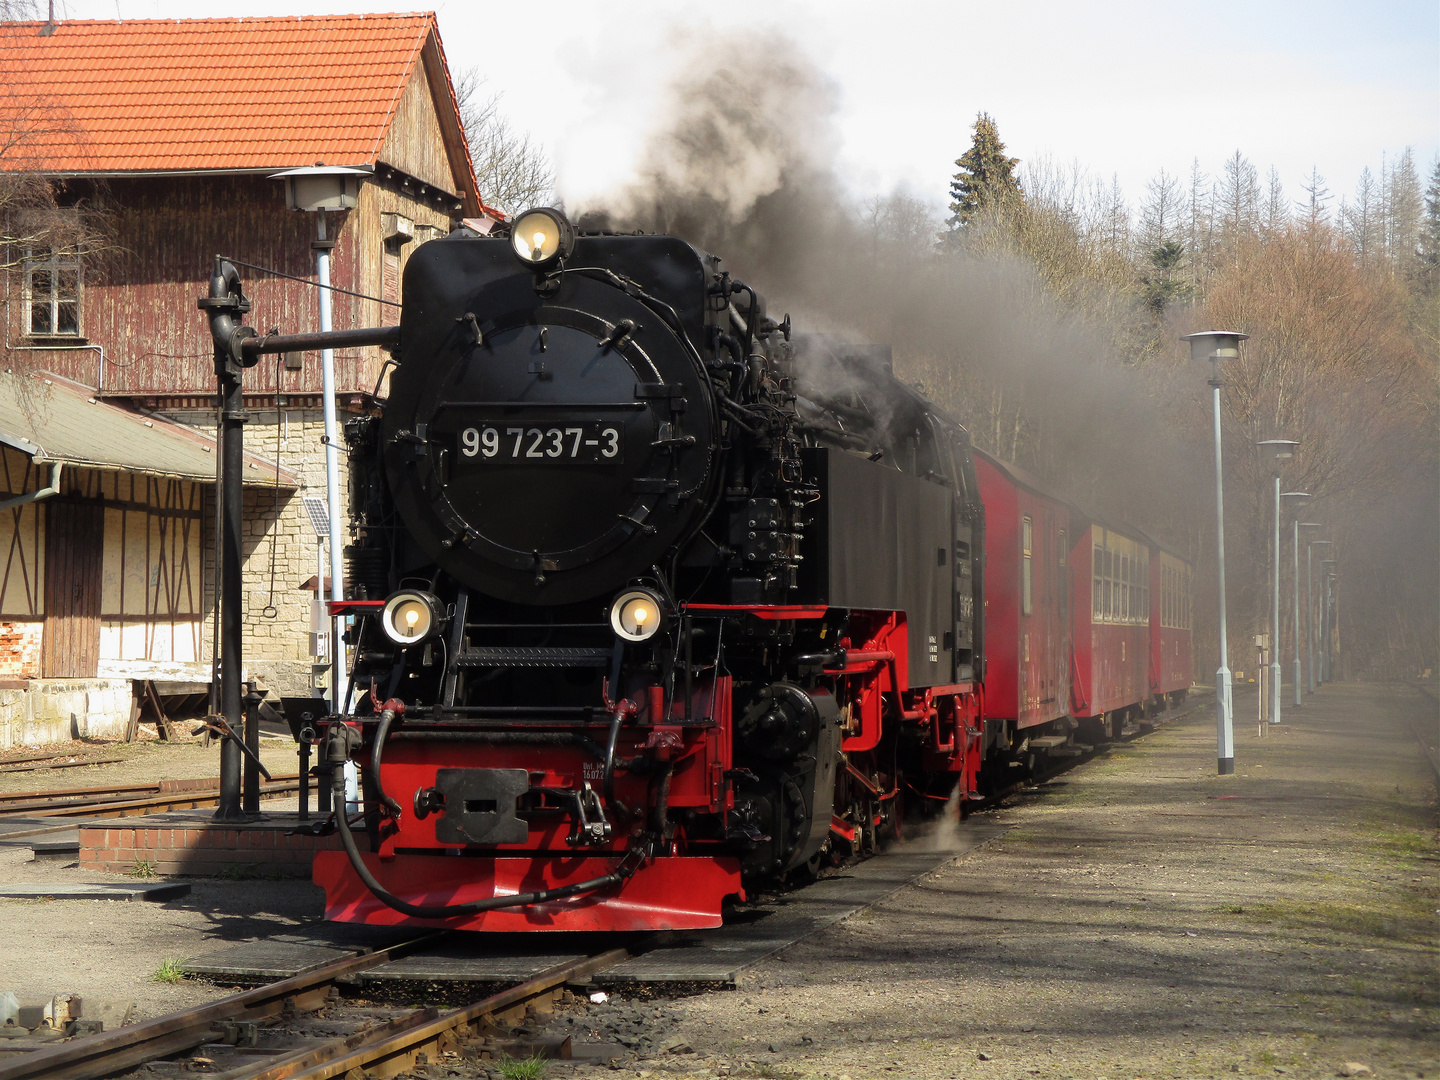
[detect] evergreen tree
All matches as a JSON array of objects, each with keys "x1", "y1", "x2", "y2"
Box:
[
  {"x1": 1418, "y1": 159, "x2": 1440, "y2": 296},
  {"x1": 947, "y1": 112, "x2": 1022, "y2": 230}
]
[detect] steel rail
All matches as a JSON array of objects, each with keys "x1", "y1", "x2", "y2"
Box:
[
  {"x1": 0, "y1": 776, "x2": 302, "y2": 818},
  {"x1": 0, "y1": 933, "x2": 451, "y2": 1080},
  {"x1": 222, "y1": 949, "x2": 629, "y2": 1080}
]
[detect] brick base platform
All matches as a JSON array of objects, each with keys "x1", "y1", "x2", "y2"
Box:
[{"x1": 78, "y1": 810, "x2": 342, "y2": 878}]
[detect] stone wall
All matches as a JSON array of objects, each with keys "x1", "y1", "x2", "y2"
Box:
[
  {"x1": 170, "y1": 406, "x2": 355, "y2": 698},
  {"x1": 0, "y1": 679, "x2": 133, "y2": 749}
]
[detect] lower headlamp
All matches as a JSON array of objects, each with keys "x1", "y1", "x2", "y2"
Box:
[
  {"x1": 380, "y1": 590, "x2": 446, "y2": 646},
  {"x1": 610, "y1": 587, "x2": 665, "y2": 642}
]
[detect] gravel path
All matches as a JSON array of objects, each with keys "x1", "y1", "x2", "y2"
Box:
[
  {"x1": 0, "y1": 683, "x2": 1434, "y2": 1080},
  {"x1": 537, "y1": 683, "x2": 1436, "y2": 1080}
]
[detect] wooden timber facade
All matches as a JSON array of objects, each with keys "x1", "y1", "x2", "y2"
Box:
[{"x1": 0, "y1": 15, "x2": 490, "y2": 695}]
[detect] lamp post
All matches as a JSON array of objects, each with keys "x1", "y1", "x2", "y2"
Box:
[
  {"x1": 1321, "y1": 561, "x2": 1338, "y2": 682},
  {"x1": 1183, "y1": 330, "x2": 1248, "y2": 774},
  {"x1": 1255, "y1": 440, "x2": 1298, "y2": 724},
  {"x1": 1306, "y1": 539, "x2": 1331, "y2": 692},
  {"x1": 1294, "y1": 522, "x2": 1322, "y2": 705},
  {"x1": 269, "y1": 166, "x2": 368, "y2": 714}
]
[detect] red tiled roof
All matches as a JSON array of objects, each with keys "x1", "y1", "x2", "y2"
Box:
[{"x1": 0, "y1": 13, "x2": 470, "y2": 186}]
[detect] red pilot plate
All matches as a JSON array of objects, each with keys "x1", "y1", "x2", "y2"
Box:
[{"x1": 313, "y1": 852, "x2": 744, "y2": 932}]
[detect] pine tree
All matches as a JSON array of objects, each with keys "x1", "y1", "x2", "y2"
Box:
[
  {"x1": 1418, "y1": 158, "x2": 1440, "y2": 296},
  {"x1": 947, "y1": 112, "x2": 1022, "y2": 230}
]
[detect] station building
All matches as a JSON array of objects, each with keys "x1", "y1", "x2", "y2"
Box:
[{"x1": 0, "y1": 14, "x2": 491, "y2": 743}]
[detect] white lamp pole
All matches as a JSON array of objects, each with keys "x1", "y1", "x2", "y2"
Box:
[
  {"x1": 269, "y1": 166, "x2": 369, "y2": 713},
  {"x1": 1294, "y1": 522, "x2": 1321, "y2": 705},
  {"x1": 1183, "y1": 331, "x2": 1248, "y2": 775},
  {"x1": 1307, "y1": 539, "x2": 1331, "y2": 692}
]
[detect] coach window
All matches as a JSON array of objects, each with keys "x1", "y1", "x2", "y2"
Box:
[{"x1": 1021, "y1": 516, "x2": 1033, "y2": 615}]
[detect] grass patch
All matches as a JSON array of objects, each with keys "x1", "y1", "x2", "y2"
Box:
[
  {"x1": 152, "y1": 957, "x2": 186, "y2": 984},
  {"x1": 1369, "y1": 828, "x2": 1431, "y2": 862},
  {"x1": 1240, "y1": 895, "x2": 1431, "y2": 942},
  {"x1": 214, "y1": 864, "x2": 258, "y2": 881},
  {"x1": 127, "y1": 858, "x2": 157, "y2": 879},
  {"x1": 496, "y1": 1054, "x2": 547, "y2": 1080}
]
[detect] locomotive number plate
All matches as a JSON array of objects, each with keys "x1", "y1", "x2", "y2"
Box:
[{"x1": 455, "y1": 422, "x2": 624, "y2": 465}]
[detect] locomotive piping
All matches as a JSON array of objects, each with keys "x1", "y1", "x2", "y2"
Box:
[
  {"x1": 329, "y1": 768, "x2": 626, "y2": 919},
  {"x1": 367, "y1": 701, "x2": 406, "y2": 819}
]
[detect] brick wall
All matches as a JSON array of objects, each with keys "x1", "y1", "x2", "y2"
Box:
[
  {"x1": 78, "y1": 821, "x2": 343, "y2": 878},
  {"x1": 167, "y1": 406, "x2": 354, "y2": 698},
  {"x1": 0, "y1": 621, "x2": 42, "y2": 679}
]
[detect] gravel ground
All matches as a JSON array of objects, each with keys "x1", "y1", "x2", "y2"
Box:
[
  {"x1": 529, "y1": 683, "x2": 1437, "y2": 1080},
  {"x1": 0, "y1": 726, "x2": 302, "y2": 795},
  {"x1": 0, "y1": 682, "x2": 1434, "y2": 1080}
]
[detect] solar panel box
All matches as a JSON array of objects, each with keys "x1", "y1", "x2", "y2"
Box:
[{"x1": 798, "y1": 446, "x2": 954, "y2": 681}]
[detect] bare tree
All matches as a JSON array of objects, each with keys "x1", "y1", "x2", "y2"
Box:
[
  {"x1": 1384, "y1": 147, "x2": 1421, "y2": 273},
  {"x1": 0, "y1": 43, "x2": 108, "y2": 367},
  {"x1": 453, "y1": 67, "x2": 554, "y2": 219},
  {"x1": 1216, "y1": 150, "x2": 1260, "y2": 247},
  {"x1": 1262, "y1": 166, "x2": 1288, "y2": 236},
  {"x1": 1297, "y1": 167, "x2": 1331, "y2": 231},
  {"x1": 0, "y1": 0, "x2": 42, "y2": 20},
  {"x1": 1343, "y1": 167, "x2": 1382, "y2": 263}
]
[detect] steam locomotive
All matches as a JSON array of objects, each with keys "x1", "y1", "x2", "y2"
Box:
[{"x1": 309, "y1": 208, "x2": 1193, "y2": 932}]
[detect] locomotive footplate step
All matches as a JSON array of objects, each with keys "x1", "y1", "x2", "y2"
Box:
[
  {"x1": 186, "y1": 924, "x2": 427, "y2": 982},
  {"x1": 0, "y1": 881, "x2": 191, "y2": 901},
  {"x1": 600, "y1": 824, "x2": 1011, "y2": 986}
]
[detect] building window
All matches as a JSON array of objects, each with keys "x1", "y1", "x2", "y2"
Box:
[
  {"x1": 25, "y1": 247, "x2": 82, "y2": 337},
  {"x1": 1021, "y1": 515, "x2": 1033, "y2": 616}
]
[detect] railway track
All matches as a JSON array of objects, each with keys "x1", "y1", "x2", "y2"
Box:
[
  {"x1": 0, "y1": 776, "x2": 302, "y2": 820},
  {"x1": 0, "y1": 935, "x2": 627, "y2": 1080}
]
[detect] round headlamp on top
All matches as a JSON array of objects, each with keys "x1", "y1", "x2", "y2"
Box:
[
  {"x1": 610, "y1": 587, "x2": 666, "y2": 643},
  {"x1": 510, "y1": 207, "x2": 575, "y2": 269},
  {"x1": 380, "y1": 590, "x2": 447, "y2": 646}
]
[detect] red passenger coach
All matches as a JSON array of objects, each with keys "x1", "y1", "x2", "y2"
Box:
[
  {"x1": 1068, "y1": 522, "x2": 1151, "y2": 737},
  {"x1": 1149, "y1": 547, "x2": 1194, "y2": 705},
  {"x1": 973, "y1": 452, "x2": 1071, "y2": 732}
]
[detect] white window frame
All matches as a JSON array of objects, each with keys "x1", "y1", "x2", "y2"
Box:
[{"x1": 24, "y1": 246, "x2": 83, "y2": 338}]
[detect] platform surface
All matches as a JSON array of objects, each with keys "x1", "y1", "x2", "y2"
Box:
[{"x1": 0, "y1": 881, "x2": 190, "y2": 901}]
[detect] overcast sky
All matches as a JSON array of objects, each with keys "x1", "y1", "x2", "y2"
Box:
[{"x1": 63, "y1": 0, "x2": 1440, "y2": 216}]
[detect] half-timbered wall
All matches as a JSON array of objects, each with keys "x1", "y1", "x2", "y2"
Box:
[
  {"x1": 0, "y1": 447, "x2": 206, "y2": 678},
  {"x1": 0, "y1": 446, "x2": 44, "y2": 678},
  {"x1": 97, "y1": 471, "x2": 204, "y2": 665}
]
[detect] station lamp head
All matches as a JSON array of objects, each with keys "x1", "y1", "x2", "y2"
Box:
[
  {"x1": 268, "y1": 165, "x2": 371, "y2": 212},
  {"x1": 1257, "y1": 439, "x2": 1300, "y2": 467},
  {"x1": 510, "y1": 207, "x2": 575, "y2": 269},
  {"x1": 1182, "y1": 330, "x2": 1248, "y2": 364}
]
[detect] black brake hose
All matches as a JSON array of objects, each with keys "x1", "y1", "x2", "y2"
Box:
[
  {"x1": 602, "y1": 705, "x2": 624, "y2": 807},
  {"x1": 367, "y1": 701, "x2": 405, "y2": 819},
  {"x1": 330, "y1": 766, "x2": 626, "y2": 919}
]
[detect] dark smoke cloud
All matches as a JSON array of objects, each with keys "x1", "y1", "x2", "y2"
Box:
[{"x1": 578, "y1": 27, "x2": 1204, "y2": 540}]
